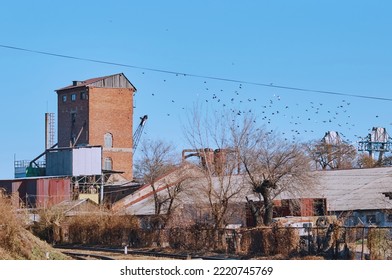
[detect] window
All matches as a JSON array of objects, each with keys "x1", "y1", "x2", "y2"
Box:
[
  {"x1": 80, "y1": 91, "x2": 88, "y2": 100},
  {"x1": 346, "y1": 216, "x2": 357, "y2": 227},
  {"x1": 62, "y1": 95, "x2": 67, "y2": 102},
  {"x1": 71, "y1": 93, "x2": 77, "y2": 101},
  {"x1": 313, "y1": 199, "x2": 326, "y2": 216},
  {"x1": 366, "y1": 215, "x2": 377, "y2": 224},
  {"x1": 104, "y1": 157, "x2": 112, "y2": 170},
  {"x1": 104, "y1": 132, "x2": 113, "y2": 148}
]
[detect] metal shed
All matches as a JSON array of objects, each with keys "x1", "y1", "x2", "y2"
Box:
[
  {"x1": 0, "y1": 177, "x2": 71, "y2": 208},
  {"x1": 46, "y1": 146, "x2": 102, "y2": 177}
]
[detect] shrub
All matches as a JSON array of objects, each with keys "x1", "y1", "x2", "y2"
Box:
[
  {"x1": 66, "y1": 213, "x2": 139, "y2": 245},
  {"x1": 0, "y1": 196, "x2": 22, "y2": 253},
  {"x1": 367, "y1": 227, "x2": 392, "y2": 260}
]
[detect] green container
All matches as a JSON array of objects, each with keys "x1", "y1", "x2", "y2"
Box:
[{"x1": 26, "y1": 166, "x2": 46, "y2": 177}]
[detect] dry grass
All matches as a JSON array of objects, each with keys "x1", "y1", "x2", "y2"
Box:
[
  {"x1": 0, "y1": 196, "x2": 70, "y2": 260},
  {"x1": 66, "y1": 213, "x2": 139, "y2": 245},
  {"x1": 273, "y1": 223, "x2": 300, "y2": 256},
  {"x1": 367, "y1": 227, "x2": 392, "y2": 260},
  {"x1": 0, "y1": 195, "x2": 23, "y2": 254}
]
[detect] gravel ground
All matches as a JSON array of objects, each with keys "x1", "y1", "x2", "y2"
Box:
[{"x1": 59, "y1": 248, "x2": 176, "y2": 260}]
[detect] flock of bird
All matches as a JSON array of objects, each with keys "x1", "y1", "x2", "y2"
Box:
[{"x1": 134, "y1": 74, "x2": 386, "y2": 145}]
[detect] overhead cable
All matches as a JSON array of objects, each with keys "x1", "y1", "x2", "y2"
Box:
[{"x1": 1, "y1": 43, "x2": 391, "y2": 102}]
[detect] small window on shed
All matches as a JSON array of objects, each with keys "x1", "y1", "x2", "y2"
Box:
[
  {"x1": 104, "y1": 157, "x2": 112, "y2": 170},
  {"x1": 387, "y1": 214, "x2": 392, "y2": 223},
  {"x1": 366, "y1": 215, "x2": 377, "y2": 224},
  {"x1": 104, "y1": 133, "x2": 113, "y2": 148}
]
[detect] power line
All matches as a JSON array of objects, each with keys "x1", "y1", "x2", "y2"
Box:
[{"x1": 1, "y1": 43, "x2": 392, "y2": 102}]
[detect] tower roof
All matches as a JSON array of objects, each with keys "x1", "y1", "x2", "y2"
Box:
[{"x1": 56, "y1": 73, "x2": 136, "y2": 92}]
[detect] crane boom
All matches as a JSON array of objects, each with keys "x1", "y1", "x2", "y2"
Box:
[{"x1": 133, "y1": 115, "x2": 148, "y2": 153}]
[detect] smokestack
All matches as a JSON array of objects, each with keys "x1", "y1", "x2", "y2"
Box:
[
  {"x1": 214, "y1": 149, "x2": 226, "y2": 175},
  {"x1": 200, "y1": 148, "x2": 214, "y2": 169}
]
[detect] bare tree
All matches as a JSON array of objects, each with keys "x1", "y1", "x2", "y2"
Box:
[
  {"x1": 134, "y1": 139, "x2": 180, "y2": 228},
  {"x1": 305, "y1": 139, "x2": 357, "y2": 170},
  {"x1": 231, "y1": 115, "x2": 315, "y2": 226},
  {"x1": 183, "y1": 105, "x2": 247, "y2": 230},
  {"x1": 183, "y1": 106, "x2": 315, "y2": 227},
  {"x1": 355, "y1": 152, "x2": 392, "y2": 168},
  {"x1": 356, "y1": 153, "x2": 379, "y2": 168},
  {"x1": 152, "y1": 165, "x2": 198, "y2": 229}
]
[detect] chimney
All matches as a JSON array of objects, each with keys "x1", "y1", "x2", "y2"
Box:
[
  {"x1": 214, "y1": 149, "x2": 227, "y2": 175},
  {"x1": 200, "y1": 148, "x2": 214, "y2": 169}
]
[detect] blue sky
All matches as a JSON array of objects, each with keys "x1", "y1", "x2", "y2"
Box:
[{"x1": 1, "y1": 0, "x2": 392, "y2": 178}]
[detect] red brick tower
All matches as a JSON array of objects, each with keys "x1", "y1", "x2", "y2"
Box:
[{"x1": 55, "y1": 73, "x2": 136, "y2": 180}]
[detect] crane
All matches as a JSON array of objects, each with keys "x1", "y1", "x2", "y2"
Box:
[{"x1": 133, "y1": 115, "x2": 148, "y2": 153}]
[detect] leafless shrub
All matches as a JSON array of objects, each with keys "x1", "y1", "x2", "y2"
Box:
[
  {"x1": 0, "y1": 196, "x2": 68, "y2": 259},
  {"x1": 273, "y1": 224, "x2": 300, "y2": 256},
  {"x1": 367, "y1": 227, "x2": 392, "y2": 260},
  {"x1": 0, "y1": 196, "x2": 21, "y2": 253},
  {"x1": 243, "y1": 225, "x2": 300, "y2": 257},
  {"x1": 66, "y1": 213, "x2": 139, "y2": 245},
  {"x1": 240, "y1": 227, "x2": 275, "y2": 256},
  {"x1": 167, "y1": 226, "x2": 216, "y2": 251},
  {"x1": 32, "y1": 207, "x2": 65, "y2": 242}
]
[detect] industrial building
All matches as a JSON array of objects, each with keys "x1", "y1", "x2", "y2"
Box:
[
  {"x1": 2, "y1": 73, "x2": 142, "y2": 208},
  {"x1": 112, "y1": 161, "x2": 392, "y2": 228},
  {"x1": 56, "y1": 73, "x2": 136, "y2": 180},
  {"x1": 2, "y1": 72, "x2": 392, "y2": 232}
]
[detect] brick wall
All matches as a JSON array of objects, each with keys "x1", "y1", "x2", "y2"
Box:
[
  {"x1": 89, "y1": 87, "x2": 134, "y2": 180},
  {"x1": 57, "y1": 86, "x2": 134, "y2": 180},
  {"x1": 57, "y1": 87, "x2": 89, "y2": 147}
]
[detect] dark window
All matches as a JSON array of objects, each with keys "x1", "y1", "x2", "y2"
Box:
[
  {"x1": 314, "y1": 199, "x2": 326, "y2": 216},
  {"x1": 366, "y1": 215, "x2": 376, "y2": 224},
  {"x1": 387, "y1": 214, "x2": 392, "y2": 223},
  {"x1": 62, "y1": 95, "x2": 67, "y2": 102},
  {"x1": 346, "y1": 216, "x2": 357, "y2": 226},
  {"x1": 71, "y1": 93, "x2": 77, "y2": 101},
  {"x1": 80, "y1": 91, "x2": 88, "y2": 100}
]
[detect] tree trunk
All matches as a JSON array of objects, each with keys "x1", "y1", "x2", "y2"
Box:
[
  {"x1": 261, "y1": 188, "x2": 274, "y2": 225},
  {"x1": 263, "y1": 199, "x2": 274, "y2": 225}
]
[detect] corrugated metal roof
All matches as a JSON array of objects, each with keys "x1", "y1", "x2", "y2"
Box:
[
  {"x1": 126, "y1": 175, "x2": 250, "y2": 215},
  {"x1": 313, "y1": 167, "x2": 392, "y2": 212},
  {"x1": 114, "y1": 167, "x2": 392, "y2": 215},
  {"x1": 52, "y1": 198, "x2": 99, "y2": 215},
  {"x1": 112, "y1": 163, "x2": 202, "y2": 213},
  {"x1": 55, "y1": 73, "x2": 136, "y2": 91}
]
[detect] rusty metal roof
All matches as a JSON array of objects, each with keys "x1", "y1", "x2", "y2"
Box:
[
  {"x1": 56, "y1": 73, "x2": 136, "y2": 91},
  {"x1": 115, "y1": 166, "x2": 392, "y2": 215}
]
